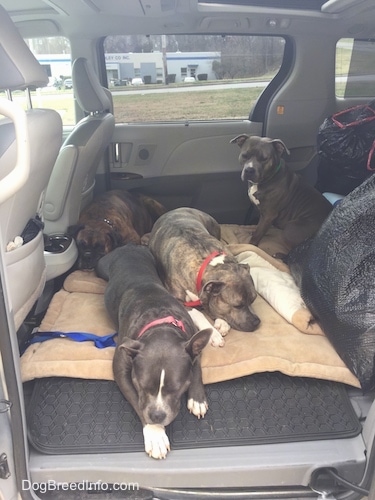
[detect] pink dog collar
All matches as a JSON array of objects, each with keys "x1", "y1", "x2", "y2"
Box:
[{"x1": 137, "y1": 316, "x2": 186, "y2": 338}]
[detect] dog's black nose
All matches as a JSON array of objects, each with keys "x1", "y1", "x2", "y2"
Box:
[
  {"x1": 241, "y1": 314, "x2": 261, "y2": 332},
  {"x1": 149, "y1": 408, "x2": 167, "y2": 424},
  {"x1": 243, "y1": 167, "x2": 256, "y2": 182},
  {"x1": 252, "y1": 315, "x2": 261, "y2": 328}
]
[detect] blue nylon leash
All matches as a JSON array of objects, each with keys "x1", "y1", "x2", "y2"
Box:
[{"x1": 23, "y1": 331, "x2": 117, "y2": 353}]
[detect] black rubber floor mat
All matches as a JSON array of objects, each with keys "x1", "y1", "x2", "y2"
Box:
[{"x1": 27, "y1": 373, "x2": 361, "y2": 455}]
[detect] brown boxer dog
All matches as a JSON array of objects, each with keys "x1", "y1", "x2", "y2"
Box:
[
  {"x1": 69, "y1": 190, "x2": 166, "y2": 270},
  {"x1": 148, "y1": 207, "x2": 260, "y2": 338},
  {"x1": 231, "y1": 135, "x2": 332, "y2": 254}
]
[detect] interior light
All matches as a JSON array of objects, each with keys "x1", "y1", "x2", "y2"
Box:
[{"x1": 267, "y1": 19, "x2": 278, "y2": 28}]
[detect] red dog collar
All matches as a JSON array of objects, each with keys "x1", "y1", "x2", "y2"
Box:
[
  {"x1": 184, "y1": 251, "x2": 226, "y2": 307},
  {"x1": 137, "y1": 316, "x2": 186, "y2": 338}
]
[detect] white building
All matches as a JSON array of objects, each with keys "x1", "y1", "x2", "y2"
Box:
[
  {"x1": 105, "y1": 51, "x2": 220, "y2": 84},
  {"x1": 36, "y1": 51, "x2": 221, "y2": 85},
  {"x1": 35, "y1": 54, "x2": 72, "y2": 84},
  {"x1": 105, "y1": 52, "x2": 164, "y2": 84}
]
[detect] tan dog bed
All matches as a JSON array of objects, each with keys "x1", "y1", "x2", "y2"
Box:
[
  {"x1": 220, "y1": 223, "x2": 291, "y2": 257},
  {"x1": 20, "y1": 240, "x2": 360, "y2": 389}
]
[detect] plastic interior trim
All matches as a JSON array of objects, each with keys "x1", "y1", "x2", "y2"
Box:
[{"x1": 0, "y1": 98, "x2": 30, "y2": 204}]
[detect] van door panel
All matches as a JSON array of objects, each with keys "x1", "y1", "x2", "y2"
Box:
[{"x1": 108, "y1": 120, "x2": 262, "y2": 223}]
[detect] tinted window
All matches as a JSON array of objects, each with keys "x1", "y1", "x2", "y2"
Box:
[
  {"x1": 103, "y1": 34, "x2": 285, "y2": 122},
  {"x1": 336, "y1": 38, "x2": 375, "y2": 98},
  {"x1": 14, "y1": 37, "x2": 75, "y2": 126}
]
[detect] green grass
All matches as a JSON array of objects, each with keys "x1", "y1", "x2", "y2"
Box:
[
  {"x1": 38, "y1": 92, "x2": 76, "y2": 124},
  {"x1": 6, "y1": 83, "x2": 265, "y2": 124},
  {"x1": 336, "y1": 46, "x2": 352, "y2": 76},
  {"x1": 112, "y1": 86, "x2": 263, "y2": 122},
  {"x1": 31, "y1": 85, "x2": 264, "y2": 123},
  {"x1": 5, "y1": 89, "x2": 76, "y2": 125},
  {"x1": 335, "y1": 40, "x2": 375, "y2": 97}
]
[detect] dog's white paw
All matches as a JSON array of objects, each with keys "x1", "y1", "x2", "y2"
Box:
[
  {"x1": 210, "y1": 328, "x2": 225, "y2": 347},
  {"x1": 187, "y1": 398, "x2": 208, "y2": 419},
  {"x1": 187, "y1": 308, "x2": 225, "y2": 346},
  {"x1": 143, "y1": 424, "x2": 170, "y2": 459},
  {"x1": 214, "y1": 318, "x2": 231, "y2": 336}
]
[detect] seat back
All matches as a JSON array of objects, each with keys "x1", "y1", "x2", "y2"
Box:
[
  {"x1": 0, "y1": 5, "x2": 62, "y2": 329},
  {"x1": 43, "y1": 57, "x2": 115, "y2": 234}
]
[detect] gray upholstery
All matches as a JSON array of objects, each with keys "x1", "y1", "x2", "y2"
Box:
[
  {"x1": 0, "y1": 5, "x2": 48, "y2": 90},
  {"x1": 0, "y1": 5, "x2": 62, "y2": 329},
  {"x1": 73, "y1": 57, "x2": 112, "y2": 113},
  {"x1": 43, "y1": 58, "x2": 115, "y2": 234}
]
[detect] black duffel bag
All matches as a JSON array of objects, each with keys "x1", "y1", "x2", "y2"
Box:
[{"x1": 288, "y1": 174, "x2": 375, "y2": 392}]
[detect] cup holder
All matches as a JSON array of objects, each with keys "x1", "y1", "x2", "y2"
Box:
[{"x1": 44, "y1": 234, "x2": 73, "y2": 254}]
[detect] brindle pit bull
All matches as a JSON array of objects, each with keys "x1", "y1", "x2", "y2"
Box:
[
  {"x1": 148, "y1": 207, "x2": 260, "y2": 339},
  {"x1": 231, "y1": 135, "x2": 332, "y2": 254},
  {"x1": 96, "y1": 245, "x2": 212, "y2": 460}
]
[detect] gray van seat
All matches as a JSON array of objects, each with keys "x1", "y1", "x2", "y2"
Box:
[
  {"x1": 43, "y1": 57, "x2": 115, "y2": 235},
  {"x1": 0, "y1": 5, "x2": 62, "y2": 330}
]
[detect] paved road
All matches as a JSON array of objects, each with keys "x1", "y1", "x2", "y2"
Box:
[{"x1": 113, "y1": 75, "x2": 374, "y2": 96}]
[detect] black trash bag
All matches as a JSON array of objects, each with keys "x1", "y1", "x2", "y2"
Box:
[
  {"x1": 316, "y1": 100, "x2": 375, "y2": 194},
  {"x1": 315, "y1": 157, "x2": 369, "y2": 196},
  {"x1": 317, "y1": 100, "x2": 375, "y2": 170},
  {"x1": 287, "y1": 237, "x2": 314, "y2": 289},
  {"x1": 288, "y1": 174, "x2": 375, "y2": 392}
]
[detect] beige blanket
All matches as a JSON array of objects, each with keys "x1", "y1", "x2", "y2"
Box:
[
  {"x1": 220, "y1": 224, "x2": 291, "y2": 257},
  {"x1": 20, "y1": 261, "x2": 360, "y2": 388}
]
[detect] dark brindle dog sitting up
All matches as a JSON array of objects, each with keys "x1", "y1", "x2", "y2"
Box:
[
  {"x1": 69, "y1": 189, "x2": 166, "y2": 270},
  {"x1": 231, "y1": 135, "x2": 332, "y2": 256}
]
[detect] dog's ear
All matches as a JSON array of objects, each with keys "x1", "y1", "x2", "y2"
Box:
[
  {"x1": 270, "y1": 139, "x2": 290, "y2": 156},
  {"x1": 185, "y1": 328, "x2": 212, "y2": 358},
  {"x1": 67, "y1": 224, "x2": 84, "y2": 237},
  {"x1": 118, "y1": 338, "x2": 143, "y2": 357},
  {"x1": 201, "y1": 280, "x2": 225, "y2": 297},
  {"x1": 238, "y1": 263, "x2": 253, "y2": 279},
  {"x1": 239, "y1": 262, "x2": 250, "y2": 273},
  {"x1": 107, "y1": 231, "x2": 121, "y2": 250},
  {"x1": 230, "y1": 134, "x2": 249, "y2": 148}
]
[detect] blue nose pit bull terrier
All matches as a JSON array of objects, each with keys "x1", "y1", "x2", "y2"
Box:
[
  {"x1": 231, "y1": 134, "x2": 332, "y2": 255},
  {"x1": 96, "y1": 245, "x2": 212, "y2": 459}
]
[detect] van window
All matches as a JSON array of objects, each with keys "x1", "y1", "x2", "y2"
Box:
[
  {"x1": 16, "y1": 37, "x2": 75, "y2": 126},
  {"x1": 103, "y1": 34, "x2": 285, "y2": 122},
  {"x1": 336, "y1": 38, "x2": 375, "y2": 98}
]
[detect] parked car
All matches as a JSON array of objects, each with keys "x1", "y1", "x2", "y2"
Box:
[
  {"x1": 183, "y1": 76, "x2": 196, "y2": 83},
  {"x1": 110, "y1": 78, "x2": 121, "y2": 86},
  {"x1": 1, "y1": 0, "x2": 375, "y2": 499},
  {"x1": 131, "y1": 77, "x2": 144, "y2": 85},
  {"x1": 63, "y1": 78, "x2": 73, "y2": 89}
]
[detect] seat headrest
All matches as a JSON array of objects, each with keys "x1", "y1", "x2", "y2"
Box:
[
  {"x1": 72, "y1": 58, "x2": 112, "y2": 114},
  {"x1": 0, "y1": 5, "x2": 48, "y2": 90}
]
